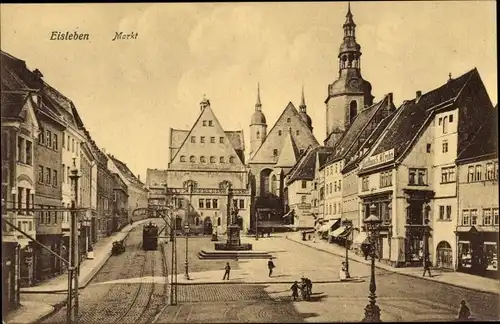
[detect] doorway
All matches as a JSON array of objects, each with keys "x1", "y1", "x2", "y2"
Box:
[{"x1": 436, "y1": 241, "x2": 453, "y2": 269}]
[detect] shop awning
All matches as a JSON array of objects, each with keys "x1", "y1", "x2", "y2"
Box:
[
  {"x1": 318, "y1": 219, "x2": 340, "y2": 232},
  {"x1": 330, "y1": 226, "x2": 347, "y2": 237},
  {"x1": 339, "y1": 227, "x2": 354, "y2": 239},
  {"x1": 353, "y1": 231, "x2": 369, "y2": 245}
]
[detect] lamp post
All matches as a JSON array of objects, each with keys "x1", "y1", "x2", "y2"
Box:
[
  {"x1": 342, "y1": 218, "x2": 353, "y2": 279},
  {"x1": 362, "y1": 204, "x2": 382, "y2": 323},
  {"x1": 184, "y1": 223, "x2": 190, "y2": 280},
  {"x1": 68, "y1": 157, "x2": 81, "y2": 323},
  {"x1": 422, "y1": 216, "x2": 431, "y2": 270}
]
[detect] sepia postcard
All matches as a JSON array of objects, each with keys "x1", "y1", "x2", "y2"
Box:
[{"x1": 1, "y1": 1, "x2": 498, "y2": 323}]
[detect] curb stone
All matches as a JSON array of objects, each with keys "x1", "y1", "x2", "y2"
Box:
[{"x1": 286, "y1": 236, "x2": 499, "y2": 296}]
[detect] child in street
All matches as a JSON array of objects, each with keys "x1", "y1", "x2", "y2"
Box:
[{"x1": 222, "y1": 262, "x2": 231, "y2": 280}]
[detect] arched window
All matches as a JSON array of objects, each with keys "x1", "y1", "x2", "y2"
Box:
[
  {"x1": 190, "y1": 156, "x2": 196, "y2": 163},
  {"x1": 217, "y1": 217, "x2": 221, "y2": 226},
  {"x1": 442, "y1": 116, "x2": 448, "y2": 134},
  {"x1": 349, "y1": 100, "x2": 358, "y2": 123},
  {"x1": 200, "y1": 156, "x2": 206, "y2": 163},
  {"x1": 220, "y1": 157, "x2": 225, "y2": 163},
  {"x1": 229, "y1": 156, "x2": 235, "y2": 164},
  {"x1": 270, "y1": 174, "x2": 277, "y2": 196},
  {"x1": 180, "y1": 155, "x2": 186, "y2": 162},
  {"x1": 260, "y1": 169, "x2": 272, "y2": 197},
  {"x1": 256, "y1": 131, "x2": 260, "y2": 139},
  {"x1": 210, "y1": 156, "x2": 215, "y2": 163},
  {"x1": 195, "y1": 217, "x2": 200, "y2": 226}
]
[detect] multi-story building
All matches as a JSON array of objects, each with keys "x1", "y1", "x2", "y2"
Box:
[
  {"x1": 78, "y1": 139, "x2": 95, "y2": 257},
  {"x1": 455, "y1": 108, "x2": 498, "y2": 277},
  {"x1": 357, "y1": 68, "x2": 493, "y2": 268},
  {"x1": 284, "y1": 146, "x2": 334, "y2": 229},
  {"x1": 147, "y1": 97, "x2": 251, "y2": 234},
  {"x1": 111, "y1": 172, "x2": 129, "y2": 232},
  {"x1": 82, "y1": 129, "x2": 98, "y2": 245},
  {"x1": 94, "y1": 148, "x2": 113, "y2": 239},
  {"x1": 248, "y1": 87, "x2": 319, "y2": 230},
  {"x1": 108, "y1": 154, "x2": 148, "y2": 223}
]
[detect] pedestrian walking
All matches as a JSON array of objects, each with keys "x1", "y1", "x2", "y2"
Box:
[
  {"x1": 457, "y1": 300, "x2": 471, "y2": 321},
  {"x1": 222, "y1": 262, "x2": 231, "y2": 280},
  {"x1": 305, "y1": 277, "x2": 313, "y2": 295},
  {"x1": 268, "y1": 258, "x2": 275, "y2": 277},
  {"x1": 290, "y1": 281, "x2": 299, "y2": 301},
  {"x1": 422, "y1": 259, "x2": 432, "y2": 277},
  {"x1": 339, "y1": 262, "x2": 348, "y2": 281}
]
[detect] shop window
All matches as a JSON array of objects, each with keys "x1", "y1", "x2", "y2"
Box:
[
  {"x1": 484, "y1": 243, "x2": 498, "y2": 271},
  {"x1": 199, "y1": 199, "x2": 204, "y2": 209},
  {"x1": 483, "y1": 209, "x2": 492, "y2": 226},
  {"x1": 458, "y1": 241, "x2": 471, "y2": 269}
]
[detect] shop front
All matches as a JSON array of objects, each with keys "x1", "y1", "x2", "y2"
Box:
[
  {"x1": 456, "y1": 225, "x2": 499, "y2": 279},
  {"x1": 359, "y1": 191, "x2": 393, "y2": 262}
]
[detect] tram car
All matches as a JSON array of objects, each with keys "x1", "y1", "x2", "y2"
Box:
[{"x1": 143, "y1": 222, "x2": 159, "y2": 250}]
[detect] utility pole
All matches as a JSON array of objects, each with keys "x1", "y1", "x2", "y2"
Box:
[{"x1": 68, "y1": 158, "x2": 81, "y2": 323}]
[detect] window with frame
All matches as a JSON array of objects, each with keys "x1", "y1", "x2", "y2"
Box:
[
  {"x1": 462, "y1": 210, "x2": 470, "y2": 225},
  {"x1": 213, "y1": 199, "x2": 218, "y2": 209},
  {"x1": 296, "y1": 130, "x2": 299, "y2": 135},
  {"x1": 301, "y1": 181, "x2": 307, "y2": 189},
  {"x1": 439, "y1": 206, "x2": 445, "y2": 220},
  {"x1": 449, "y1": 114, "x2": 454, "y2": 123},
  {"x1": 200, "y1": 156, "x2": 206, "y2": 163},
  {"x1": 52, "y1": 170, "x2": 57, "y2": 186},
  {"x1": 471, "y1": 209, "x2": 478, "y2": 225},
  {"x1": 475, "y1": 165, "x2": 482, "y2": 181},
  {"x1": 219, "y1": 157, "x2": 225, "y2": 163},
  {"x1": 191, "y1": 136, "x2": 196, "y2": 143},
  {"x1": 39, "y1": 127, "x2": 45, "y2": 145},
  {"x1": 210, "y1": 156, "x2": 215, "y2": 163},
  {"x1": 200, "y1": 136, "x2": 205, "y2": 143},
  {"x1": 26, "y1": 140, "x2": 32, "y2": 165},
  {"x1": 409, "y1": 169, "x2": 416, "y2": 185},
  {"x1": 229, "y1": 156, "x2": 235, "y2": 164},
  {"x1": 442, "y1": 140, "x2": 448, "y2": 153},
  {"x1": 380, "y1": 171, "x2": 392, "y2": 187},
  {"x1": 301, "y1": 196, "x2": 307, "y2": 204},
  {"x1": 486, "y1": 162, "x2": 494, "y2": 180},
  {"x1": 333, "y1": 203, "x2": 337, "y2": 214},
  {"x1": 442, "y1": 116, "x2": 448, "y2": 134},
  {"x1": 495, "y1": 162, "x2": 499, "y2": 180},
  {"x1": 441, "y1": 167, "x2": 456, "y2": 183},
  {"x1": 199, "y1": 199, "x2": 204, "y2": 209},
  {"x1": 287, "y1": 118, "x2": 291, "y2": 123},
  {"x1": 467, "y1": 166, "x2": 475, "y2": 182},
  {"x1": 71, "y1": 139, "x2": 75, "y2": 152},
  {"x1": 426, "y1": 143, "x2": 431, "y2": 153},
  {"x1": 210, "y1": 136, "x2": 215, "y2": 143},
  {"x1": 46, "y1": 167, "x2": 51, "y2": 185},
  {"x1": 46, "y1": 130, "x2": 52, "y2": 148},
  {"x1": 483, "y1": 208, "x2": 492, "y2": 226},
  {"x1": 202, "y1": 120, "x2": 207, "y2": 126},
  {"x1": 493, "y1": 208, "x2": 499, "y2": 225},
  {"x1": 190, "y1": 156, "x2": 196, "y2": 163},
  {"x1": 205, "y1": 199, "x2": 211, "y2": 209},
  {"x1": 17, "y1": 137, "x2": 24, "y2": 163},
  {"x1": 62, "y1": 133, "x2": 65, "y2": 148},
  {"x1": 219, "y1": 137, "x2": 224, "y2": 143},
  {"x1": 446, "y1": 206, "x2": 452, "y2": 220},
  {"x1": 361, "y1": 176, "x2": 369, "y2": 191},
  {"x1": 338, "y1": 180, "x2": 342, "y2": 190},
  {"x1": 278, "y1": 130, "x2": 282, "y2": 136},
  {"x1": 208, "y1": 120, "x2": 213, "y2": 127},
  {"x1": 180, "y1": 155, "x2": 186, "y2": 162},
  {"x1": 239, "y1": 199, "x2": 244, "y2": 209},
  {"x1": 273, "y1": 149, "x2": 278, "y2": 157},
  {"x1": 53, "y1": 134, "x2": 58, "y2": 150},
  {"x1": 417, "y1": 169, "x2": 427, "y2": 185}
]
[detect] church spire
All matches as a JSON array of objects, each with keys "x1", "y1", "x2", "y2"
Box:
[
  {"x1": 299, "y1": 85, "x2": 307, "y2": 113},
  {"x1": 255, "y1": 82, "x2": 262, "y2": 111}
]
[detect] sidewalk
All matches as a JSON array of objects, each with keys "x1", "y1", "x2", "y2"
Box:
[
  {"x1": 286, "y1": 232, "x2": 500, "y2": 295},
  {"x1": 4, "y1": 219, "x2": 151, "y2": 324}
]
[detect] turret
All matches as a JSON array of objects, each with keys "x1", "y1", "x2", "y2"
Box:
[
  {"x1": 299, "y1": 85, "x2": 313, "y2": 131},
  {"x1": 249, "y1": 83, "x2": 267, "y2": 158}
]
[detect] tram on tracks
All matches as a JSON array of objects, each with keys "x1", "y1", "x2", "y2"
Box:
[{"x1": 143, "y1": 221, "x2": 159, "y2": 250}]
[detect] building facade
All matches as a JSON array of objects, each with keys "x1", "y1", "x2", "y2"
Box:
[{"x1": 111, "y1": 172, "x2": 129, "y2": 232}]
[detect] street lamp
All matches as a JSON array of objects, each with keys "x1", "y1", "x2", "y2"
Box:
[
  {"x1": 68, "y1": 157, "x2": 81, "y2": 323},
  {"x1": 362, "y1": 204, "x2": 382, "y2": 323},
  {"x1": 184, "y1": 223, "x2": 190, "y2": 280},
  {"x1": 342, "y1": 218, "x2": 353, "y2": 279}
]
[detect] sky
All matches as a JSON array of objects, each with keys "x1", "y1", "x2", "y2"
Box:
[{"x1": 1, "y1": 1, "x2": 497, "y2": 181}]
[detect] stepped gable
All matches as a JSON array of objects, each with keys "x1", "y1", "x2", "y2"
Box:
[
  {"x1": 249, "y1": 102, "x2": 319, "y2": 163},
  {"x1": 457, "y1": 108, "x2": 498, "y2": 162},
  {"x1": 169, "y1": 98, "x2": 246, "y2": 169},
  {"x1": 287, "y1": 146, "x2": 336, "y2": 184},
  {"x1": 109, "y1": 154, "x2": 144, "y2": 186},
  {"x1": 326, "y1": 95, "x2": 390, "y2": 165},
  {"x1": 372, "y1": 68, "x2": 477, "y2": 159}
]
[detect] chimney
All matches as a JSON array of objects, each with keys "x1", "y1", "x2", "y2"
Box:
[
  {"x1": 387, "y1": 93, "x2": 394, "y2": 105},
  {"x1": 138, "y1": 174, "x2": 140, "y2": 181},
  {"x1": 416, "y1": 91, "x2": 422, "y2": 103}
]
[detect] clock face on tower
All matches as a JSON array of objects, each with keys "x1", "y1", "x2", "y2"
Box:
[{"x1": 348, "y1": 78, "x2": 361, "y2": 89}]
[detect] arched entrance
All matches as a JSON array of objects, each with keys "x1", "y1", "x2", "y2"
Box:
[
  {"x1": 260, "y1": 169, "x2": 273, "y2": 197},
  {"x1": 436, "y1": 241, "x2": 453, "y2": 269},
  {"x1": 203, "y1": 217, "x2": 212, "y2": 235},
  {"x1": 175, "y1": 216, "x2": 182, "y2": 231}
]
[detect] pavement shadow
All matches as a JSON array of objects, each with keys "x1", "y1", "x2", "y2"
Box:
[{"x1": 270, "y1": 274, "x2": 289, "y2": 278}]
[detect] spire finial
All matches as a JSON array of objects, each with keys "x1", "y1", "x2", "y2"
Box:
[
  {"x1": 347, "y1": 1, "x2": 351, "y2": 16},
  {"x1": 255, "y1": 82, "x2": 262, "y2": 110},
  {"x1": 448, "y1": 73, "x2": 452, "y2": 81},
  {"x1": 299, "y1": 85, "x2": 306, "y2": 112}
]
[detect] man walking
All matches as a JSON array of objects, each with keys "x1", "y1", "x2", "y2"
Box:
[
  {"x1": 422, "y1": 259, "x2": 432, "y2": 277},
  {"x1": 268, "y1": 258, "x2": 275, "y2": 277},
  {"x1": 222, "y1": 262, "x2": 231, "y2": 280},
  {"x1": 290, "y1": 281, "x2": 299, "y2": 301}
]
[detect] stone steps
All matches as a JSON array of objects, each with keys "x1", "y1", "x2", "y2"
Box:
[{"x1": 198, "y1": 249, "x2": 272, "y2": 260}]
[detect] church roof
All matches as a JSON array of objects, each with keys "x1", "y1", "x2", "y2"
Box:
[
  {"x1": 249, "y1": 101, "x2": 319, "y2": 163},
  {"x1": 287, "y1": 146, "x2": 336, "y2": 184},
  {"x1": 372, "y1": 68, "x2": 477, "y2": 160},
  {"x1": 326, "y1": 93, "x2": 394, "y2": 166},
  {"x1": 275, "y1": 128, "x2": 300, "y2": 168}
]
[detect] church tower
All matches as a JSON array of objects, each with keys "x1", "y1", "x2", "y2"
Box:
[
  {"x1": 299, "y1": 86, "x2": 313, "y2": 132},
  {"x1": 249, "y1": 83, "x2": 267, "y2": 158},
  {"x1": 325, "y1": 2, "x2": 374, "y2": 145}
]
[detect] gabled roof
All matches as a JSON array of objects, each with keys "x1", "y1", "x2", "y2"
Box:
[
  {"x1": 109, "y1": 154, "x2": 145, "y2": 186},
  {"x1": 276, "y1": 128, "x2": 300, "y2": 168},
  {"x1": 225, "y1": 130, "x2": 245, "y2": 151},
  {"x1": 1, "y1": 91, "x2": 29, "y2": 118},
  {"x1": 287, "y1": 146, "x2": 335, "y2": 184},
  {"x1": 326, "y1": 95, "x2": 393, "y2": 165},
  {"x1": 456, "y1": 108, "x2": 498, "y2": 163},
  {"x1": 249, "y1": 101, "x2": 319, "y2": 163},
  {"x1": 372, "y1": 68, "x2": 476, "y2": 158}
]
